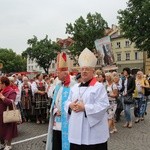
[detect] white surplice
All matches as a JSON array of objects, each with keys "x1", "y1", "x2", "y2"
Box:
[{"x1": 65, "y1": 81, "x2": 110, "y2": 145}]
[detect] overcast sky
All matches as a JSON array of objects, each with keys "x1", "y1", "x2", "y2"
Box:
[{"x1": 0, "y1": 0, "x2": 128, "y2": 54}]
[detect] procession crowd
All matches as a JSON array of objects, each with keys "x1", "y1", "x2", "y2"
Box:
[{"x1": 0, "y1": 49, "x2": 150, "y2": 150}]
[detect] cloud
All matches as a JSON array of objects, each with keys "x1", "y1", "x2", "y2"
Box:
[{"x1": 0, "y1": 0, "x2": 128, "y2": 54}]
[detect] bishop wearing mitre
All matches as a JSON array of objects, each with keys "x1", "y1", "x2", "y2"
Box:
[
  {"x1": 46, "y1": 52, "x2": 76, "y2": 150},
  {"x1": 65, "y1": 48, "x2": 110, "y2": 150}
]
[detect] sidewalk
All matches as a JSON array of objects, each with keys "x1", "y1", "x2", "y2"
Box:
[
  {"x1": 108, "y1": 104, "x2": 150, "y2": 150},
  {"x1": 12, "y1": 105, "x2": 150, "y2": 150}
]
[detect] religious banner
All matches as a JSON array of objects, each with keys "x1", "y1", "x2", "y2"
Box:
[{"x1": 95, "y1": 36, "x2": 114, "y2": 66}]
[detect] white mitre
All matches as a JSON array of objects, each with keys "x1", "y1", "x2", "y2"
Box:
[{"x1": 78, "y1": 48, "x2": 97, "y2": 67}]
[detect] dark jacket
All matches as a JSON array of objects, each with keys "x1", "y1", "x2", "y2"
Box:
[{"x1": 121, "y1": 75, "x2": 135, "y2": 96}]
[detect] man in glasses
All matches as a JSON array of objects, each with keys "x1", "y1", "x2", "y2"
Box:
[{"x1": 65, "y1": 48, "x2": 110, "y2": 150}]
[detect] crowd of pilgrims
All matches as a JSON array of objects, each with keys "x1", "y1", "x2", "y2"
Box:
[{"x1": 2, "y1": 69, "x2": 150, "y2": 130}]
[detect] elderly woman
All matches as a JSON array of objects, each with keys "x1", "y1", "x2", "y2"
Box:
[
  {"x1": 113, "y1": 74, "x2": 123, "y2": 122},
  {"x1": 20, "y1": 76, "x2": 32, "y2": 122},
  {"x1": 0, "y1": 76, "x2": 17, "y2": 150}
]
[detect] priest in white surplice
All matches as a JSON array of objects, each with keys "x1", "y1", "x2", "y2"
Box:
[{"x1": 65, "y1": 48, "x2": 110, "y2": 150}]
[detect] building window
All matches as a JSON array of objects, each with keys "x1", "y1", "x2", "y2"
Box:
[
  {"x1": 117, "y1": 53, "x2": 121, "y2": 61},
  {"x1": 135, "y1": 52, "x2": 139, "y2": 60},
  {"x1": 28, "y1": 66, "x2": 30, "y2": 70},
  {"x1": 116, "y1": 42, "x2": 121, "y2": 48},
  {"x1": 125, "y1": 41, "x2": 130, "y2": 47},
  {"x1": 126, "y1": 53, "x2": 130, "y2": 60}
]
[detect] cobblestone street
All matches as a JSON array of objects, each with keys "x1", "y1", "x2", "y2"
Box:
[{"x1": 12, "y1": 105, "x2": 150, "y2": 150}]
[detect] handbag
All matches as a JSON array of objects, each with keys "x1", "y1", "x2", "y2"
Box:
[
  {"x1": 3, "y1": 101, "x2": 22, "y2": 123},
  {"x1": 116, "y1": 96, "x2": 123, "y2": 110},
  {"x1": 124, "y1": 95, "x2": 133, "y2": 104},
  {"x1": 144, "y1": 87, "x2": 150, "y2": 96}
]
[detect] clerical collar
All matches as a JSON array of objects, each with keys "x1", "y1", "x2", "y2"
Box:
[{"x1": 79, "y1": 79, "x2": 93, "y2": 87}]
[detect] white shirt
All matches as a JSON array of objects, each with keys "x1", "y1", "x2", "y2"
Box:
[
  {"x1": 52, "y1": 77, "x2": 76, "y2": 131},
  {"x1": 123, "y1": 78, "x2": 128, "y2": 95},
  {"x1": 53, "y1": 86, "x2": 63, "y2": 131},
  {"x1": 31, "y1": 80, "x2": 46, "y2": 95},
  {"x1": 47, "y1": 77, "x2": 61, "y2": 98},
  {"x1": 106, "y1": 83, "x2": 118, "y2": 101},
  {"x1": 65, "y1": 82, "x2": 110, "y2": 145}
]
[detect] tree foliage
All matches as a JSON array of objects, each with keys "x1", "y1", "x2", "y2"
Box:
[
  {"x1": 66, "y1": 12, "x2": 108, "y2": 56},
  {"x1": 0, "y1": 48, "x2": 26, "y2": 73},
  {"x1": 118, "y1": 0, "x2": 150, "y2": 53},
  {"x1": 23, "y1": 35, "x2": 61, "y2": 74}
]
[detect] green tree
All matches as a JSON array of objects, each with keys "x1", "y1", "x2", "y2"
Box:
[
  {"x1": 66, "y1": 12, "x2": 108, "y2": 56},
  {"x1": 0, "y1": 48, "x2": 26, "y2": 73},
  {"x1": 23, "y1": 35, "x2": 61, "y2": 74},
  {"x1": 118, "y1": 0, "x2": 150, "y2": 54}
]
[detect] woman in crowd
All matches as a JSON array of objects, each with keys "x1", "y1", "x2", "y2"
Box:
[
  {"x1": 121, "y1": 68, "x2": 135, "y2": 128},
  {"x1": 8, "y1": 77, "x2": 24, "y2": 122},
  {"x1": 98, "y1": 73, "x2": 106, "y2": 84},
  {"x1": 133, "y1": 71, "x2": 149, "y2": 123},
  {"x1": 31, "y1": 74, "x2": 48, "y2": 124},
  {"x1": 20, "y1": 76, "x2": 32, "y2": 122},
  {"x1": 0, "y1": 76, "x2": 17, "y2": 150},
  {"x1": 113, "y1": 74, "x2": 123, "y2": 122},
  {"x1": 105, "y1": 72, "x2": 118, "y2": 133},
  {"x1": 112, "y1": 72, "x2": 122, "y2": 91}
]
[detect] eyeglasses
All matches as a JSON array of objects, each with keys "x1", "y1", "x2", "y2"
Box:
[{"x1": 80, "y1": 67, "x2": 93, "y2": 72}]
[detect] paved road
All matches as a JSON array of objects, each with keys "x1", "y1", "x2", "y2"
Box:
[
  {"x1": 12, "y1": 105, "x2": 150, "y2": 150},
  {"x1": 12, "y1": 122, "x2": 47, "y2": 150}
]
